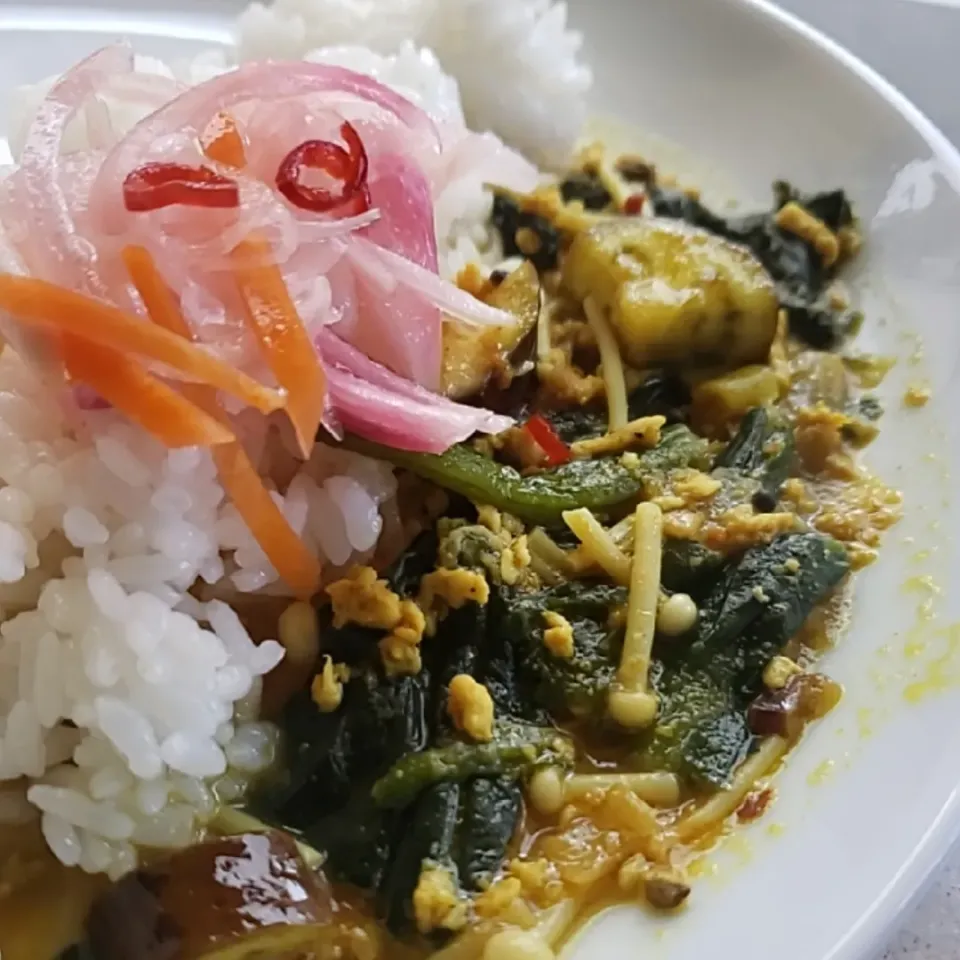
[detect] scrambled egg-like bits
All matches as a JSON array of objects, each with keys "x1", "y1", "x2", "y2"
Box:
[
  {"x1": 702, "y1": 506, "x2": 798, "y2": 552},
  {"x1": 782, "y1": 478, "x2": 817, "y2": 512},
  {"x1": 775, "y1": 201, "x2": 839, "y2": 267},
  {"x1": 476, "y1": 502, "x2": 503, "y2": 535},
  {"x1": 310, "y1": 656, "x2": 350, "y2": 713},
  {"x1": 447, "y1": 674, "x2": 495, "y2": 742},
  {"x1": 421, "y1": 567, "x2": 490, "y2": 607},
  {"x1": 651, "y1": 468, "x2": 723, "y2": 513},
  {"x1": 413, "y1": 865, "x2": 468, "y2": 934},
  {"x1": 474, "y1": 876, "x2": 523, "y2": 919},
  {"x1": 672, "y1": 470, "x2": 722, "y2": 502},
  {"x1": 329, "y1": 563, "x2": 493, "y2": 676},
  {"x1": 379, "y1": 642, "x2": 421, "y2": 677},
  {"x1": 570, "y1": 415, "x2": 664, "y2": 458},
  {"x1": 390, "y1": 598, "x2": 426, "y2": 646},
  {"x1": 762, "y1": 655, "x2": 802, "y2": 690},
  {"x1": 455, "y1": 261, "x2": 491, "y2": 299},
  {"x1": 794, "y1": 403, "x2": 856, "y2": 475},
  {"x1": 542, "y1": 610, "x2": 575, "y2": 659},
  {"x1": 537, "y1": 347, "x2": 606, "y2": 407},
  {"x1": 792, "y1": 402, "x2": 877, "y2": 477},
  {"x1": 463, "y1": 507, "x2": 534, "y2": 587},
  {"x1": 807, "y1": 475, "x2": 902, "y2": 569},
  {"x1": 379, "y1": 600, "x2": 427, "y2": 677},
  {"x1": 419, "y1": 567, "x2": 490, "y2": 635},
  {"x1": 326, "y1": 566, "x2": 402, "y2": 630},
  {"x1": 500, "y1": 534, "x2": 532, "y2": 586}
]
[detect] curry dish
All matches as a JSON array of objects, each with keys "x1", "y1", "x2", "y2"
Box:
[{"x1": 0, "y1": 143, "x2": 901, "y2": 960}]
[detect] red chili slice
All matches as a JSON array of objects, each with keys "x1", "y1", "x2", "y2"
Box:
[
  {"x1": 275, "y1": 121, "x2": 371, "y2": 215},
  {"x1": 123, "y1": 162, "x2": 240, "y2": 213},
  {"x1": 333, "y1": 183, "x2": 373, "y2": 218},
  {"x1": 525, "y1": 414, "x2": 572, "y2": 466}
]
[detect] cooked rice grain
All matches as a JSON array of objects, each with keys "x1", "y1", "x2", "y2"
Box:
[
  {"x1": 0, "y1": 0, "x2": 590, "y2": 880},
  {"x1": 0, "y1": 346, "x2": 394, "y2": 873}
]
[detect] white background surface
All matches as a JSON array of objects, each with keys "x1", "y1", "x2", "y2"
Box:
[{"x1": 775, "y1": 4, "x2": 960, "y2": 959}]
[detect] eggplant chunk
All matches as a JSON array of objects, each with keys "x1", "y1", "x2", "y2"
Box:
[
  {"x1": 563, "y1": 218, "x2": 779, "y2": 370},
  {"x1": 442, "y1": 262, "x2": 540, "y2": 398},
  {"x1": 85, "y1": 833, "x2": 332, "y2": 960}
]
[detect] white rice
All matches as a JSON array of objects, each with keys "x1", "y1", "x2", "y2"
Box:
[
  {"x1": 0, "y1": 343, "x2": 396, "y2": 871},
  {"x1": 232, "y1": 0, "x2": 591, "y2": 165},
  {"x1": 0, "y1": 0, "x2": 591, "y2": 877}
]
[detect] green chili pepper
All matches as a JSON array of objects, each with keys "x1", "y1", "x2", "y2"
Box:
[
  {"x1": 346, "y1": 423, "x2": 711, "y2": 526},
  {"x1": 371, "y1": 723, "x2": 573, "y2": 810}
]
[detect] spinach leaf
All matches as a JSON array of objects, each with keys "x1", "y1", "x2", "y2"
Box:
[
  {"x1": 560, "y1": 171, "x2": 613, "y2": 210},
  {"x1": 499, "y1": 581, "x2": 627, "y2": 721},
  {"x1": 257, "y1": 670, "x2": 432, "y2": 829},
  {"x1": 714, "y1": 406, "x2": 796, "y2": 503},
  {"x1": 456, "y1": 777, "x2": 524, "y2": 891},
  {"x1": 773, "y1": 181, "x2": 853, "y2": 232},
  {"x1": 377, "y1": 775, "x2": 523, "y2": 934},
  {"x1": 371, "y1": 722, "x2": 573, "y2": 809},
  {"x1": 476, "y1": 587, "x2": 550, "y2": 725},
  {"x1": 303, "y1": 794, "x2": 400, "y2": 893},
  {"x1": 250, "y1": 531, "x2": 464, "y2": 916},
  {"x1": 641, "y1": 660, "x2": 752, "y2": 787},
  {"x1": 378, "y1": 781, "x2": 462, "y2": 935},
  {"x1": 545, "y1": 374, "x2": 692, "y2": 444},
  {"x1": 365, "y1": 595, "x2": 566, "y2": 933},
  {"x1": 690, "y1": 532, "x2": 849, "y2": 694},
  {"x1": 702, "y1": 405, "x2": 798, "y2": 518},
  {"x1": 854, "y1": 395, "x2": 883, "y2": 422},
  {"x1": 660, "y1": 539, "x2": 726, "y2": 596},
  {"x1": 636, "y1": 532, "x2": 849, "y2": 787},
  {"x1": 255, "y1": 534, "x2": 557, "y2": 938},
  {"x1": 491, "y1": 192, "x2": 561, "y2": 272},
  {"x1": 431, "y1": 598, "x2": 535, "y2": 896}
]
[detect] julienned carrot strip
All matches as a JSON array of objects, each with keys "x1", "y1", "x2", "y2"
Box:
[
  {"x1": 205, "y1": 127, "x2": 326, "y2": 459},
  {"x1": 122, "y1": 245, "x2": 192, "y2": 339},
  {"x1": 63, "y1": 334, "x2": 234, "y2": 448},
  {"x1": 187, "y1": 374, "x2": 323, "y2": 598},
  {"x1": 231, "y1": 235, "x2": 327, "y2": 458},
  {"x1": 199, "y1": 123, "x2": 326, "y2": 458},
  {"x1": 211, "y1": 441, "x2": 323, "y2": 599},
  {"x1": 124, "y1": 243, "x2": 322, "y2": 599},
  {"x1": 0, "y1": 275, "x2": 284, "y2": 416},
  {"x1": 195, "y1": 375, "x2": 323, "y2": 598},
  {"x1": 202, "y1": 112, "x2": 247, "y2": 169},
  {"x1": 132, "y1": 127, "x2": 323, "y2": 595}
]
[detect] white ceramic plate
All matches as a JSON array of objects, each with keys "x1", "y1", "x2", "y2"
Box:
[{"x1": 4, "y1": 2, "x2": 960, "y2": 959}]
